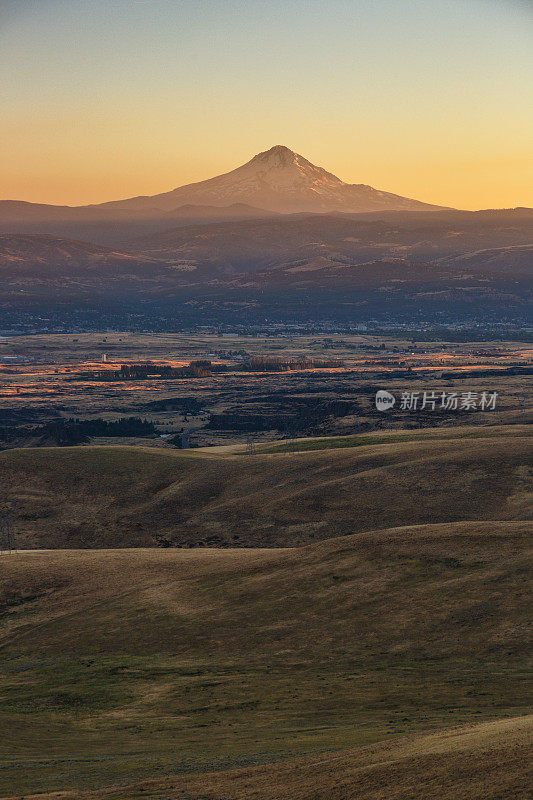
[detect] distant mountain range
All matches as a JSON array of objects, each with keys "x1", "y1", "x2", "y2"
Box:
[
  {"x1": 0, "y1": 234, "x2": 164, "y2": 277},
  {"x1": 132, "y1": 208, "x2": 533, "y2": 279},
  {"x1": 0, "y1": 146, "x2": 447, "y2": 244},
  {"x1": 2, "y1": 209, "x2": 531, "y2": 282},
  {"x1": 92, "y1": 145, "x2": 446, "y2": 215},
  {"x1": 0, "y1": 148, "x2": 531, "y2": 328}
]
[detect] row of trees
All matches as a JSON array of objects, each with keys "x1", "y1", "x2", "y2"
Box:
[
  {"x1": 241, "y1": 357, "x2": 344, "y2": 372},
  {"x1": 34, "y1": 417, "x2": 158, "y2": 445},
  {"x1": 80, "y1": 357, "x2": 345, "y2": 382}
]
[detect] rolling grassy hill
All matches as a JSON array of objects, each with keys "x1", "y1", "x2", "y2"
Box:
[
  {"x1": 1, "y1": 425, "x2": 531, "y2": 549},
  {"x1": 0, "y1": 520, "x2": 531, "y2": 796},
  {"x1": 0, "y1": 234, "x2": 168, "y2": 277},
  {"x1": 132, "y1": 208, "x2": 533, "y2": 275},
  {"x1": 0, "y1": 425, "x2": 530, "y2": 797},
  {"x1": 18, "y1": 716, "x2": 530, "y2": 800}
]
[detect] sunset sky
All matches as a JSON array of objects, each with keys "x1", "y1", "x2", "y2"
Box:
[{"x1": 1, "y1": 0, "x2": 532, "y2": 209}]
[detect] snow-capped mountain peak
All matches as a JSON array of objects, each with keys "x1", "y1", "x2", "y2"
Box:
[
  {"x1": 248, "y1": 144, "x2": 300, "y2": 167},
  {"x1": 240, "y1": 145, "x2": 345, "y2": 192},
  {"x1": 94, "y1": 146, "x2": 448, "y2": 214}
]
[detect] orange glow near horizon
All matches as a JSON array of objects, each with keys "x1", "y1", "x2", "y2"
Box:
[
  {"x1": 2, "y1": 139, "x2": 533, "y2": 211},
  {"x1": 1, "y1": 1, "x2": 532, "y2": 210}
]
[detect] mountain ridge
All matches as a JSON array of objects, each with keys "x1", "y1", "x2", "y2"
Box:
[
  {"x1": 2, "y1": 208, "x2": 532, "y2": 284},
  {"x1": 0, "y1": 146, "x2": 449, "y2": 227},
  {"x1": 0, "y1": 233, "x2": 167, "y2": 276},
  {"x1": 94, "y1": 144, "x2": 448, "y2": 214}
]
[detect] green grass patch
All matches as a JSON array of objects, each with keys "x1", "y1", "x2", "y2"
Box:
[{"x1": 255, "y1": 426, "x2": 521, "y2": 454}]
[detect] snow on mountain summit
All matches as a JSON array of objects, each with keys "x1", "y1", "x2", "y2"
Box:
[
  {"x1": 248, "y1": 144, "x2": 300, "y2": 167},
  {"x1": 98, "y1": 146, "x2": 446, "y2": 215},
  {"x1": 243, "y1": 145, "x2": 346, "y2": 192}
]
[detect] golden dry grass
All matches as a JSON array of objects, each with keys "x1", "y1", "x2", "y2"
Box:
[
  {"x1": 0, "y1": 424, "x2": 531, "y2": 797},
  {"x1": 0, "y1": 520, "x2": 531, "y2": 796},
  {"x1": 23, "y1": 714, "x2": 529, "y2": 800},
  {"x1": 0, "y1": 424, "x2": 531, "y2": 548}
]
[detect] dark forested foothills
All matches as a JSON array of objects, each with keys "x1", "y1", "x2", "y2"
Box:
[{"x1": 2, "y1": 1, "x2": 532, "y2": 797}]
